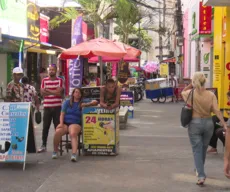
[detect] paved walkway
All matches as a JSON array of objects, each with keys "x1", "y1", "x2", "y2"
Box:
[{"x1": 0, "y1": 99, "x2": 229, "y2": 192}]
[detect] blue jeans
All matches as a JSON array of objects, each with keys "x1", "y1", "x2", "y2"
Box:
[{"x1": 188, "y1": 117, "x2": 214, "y2": 179}]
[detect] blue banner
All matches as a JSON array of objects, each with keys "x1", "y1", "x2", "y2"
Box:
[
  {"x1": 120, "y1": 91, "x2": 134, "y2": 118},
  {"x1": 0, "y1": 103, "x2": 30, "y2": 163},
  {"x1": 69, "y1": 16, "x2": 84, "y2": 94}
]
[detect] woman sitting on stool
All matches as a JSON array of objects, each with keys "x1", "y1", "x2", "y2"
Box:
[{"x1": 52, "y1": 88, "x2": 98, "y2": 162}]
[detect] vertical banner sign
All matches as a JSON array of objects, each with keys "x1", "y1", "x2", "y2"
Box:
[
  {"x1": 69, "y1": 16, "x2": 83, "y2": 94},
  {"x1": 199, "y1": 2, "x2": 212, "y2": 34},
  {"x1": 40, "y1": 13, "x2": 49, "y2": 43},
  {"x1": 0, "y1": 102, "x2": 30, "y2": 170},
  {"x1": 27, "y1": 1, "x2": 40, "y2": 41},
  {"x1": 82, "y1": 107, "x2": 119, "y2": 156},
  {"x1": 120, "y1": 91, "x2": 134, "y2": 118}
]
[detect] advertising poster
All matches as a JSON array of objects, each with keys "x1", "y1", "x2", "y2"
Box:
[
  {"x1": 40, "y1": 13, "x2": 49, "y2": 43},
  {"x1": 0, "y1": 103, "x2": 30, "y2": 170},
  {"x1": 69, "y1": 16, "x2": 84, "y2": 94},
  {"x1": 82, "y1": 107, "x2": 119, "y2": 156},
  {"x1": 120, "y1": 91, "x2": 134, "y2": 118},
  {"x1": 27, "y1": 0, "x2": 40, "y2": 41}
]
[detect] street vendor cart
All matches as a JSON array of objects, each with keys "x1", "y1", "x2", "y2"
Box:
[{"x1": 145, "y1": 78, "x2": 174, "y2": 103}]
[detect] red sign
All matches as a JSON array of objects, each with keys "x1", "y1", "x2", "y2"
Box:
[
  {"x1": 199, "y1": 2, "x2": 212, "y2": 34},
  {"x1": 40, "y1": 14, "x2": 49, "y2": 43}
]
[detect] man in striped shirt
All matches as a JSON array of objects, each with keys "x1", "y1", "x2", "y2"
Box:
[{"x1": 38, "y1": 64, "x2": 64, "y2": 153}]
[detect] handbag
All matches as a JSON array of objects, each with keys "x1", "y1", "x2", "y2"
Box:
[
  {"x1": 180, "y1": 89, "x2": 194, "y2": 128},
  {"x1": 35, "y1": 111, "x2": 42, "y2": 124}
]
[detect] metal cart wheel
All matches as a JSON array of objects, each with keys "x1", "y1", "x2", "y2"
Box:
[
  {"x1": 151, "y1": 98, "x2": 159, "y2": 103},
  {"x1": 158, "y1": 96, "x2": 166, "y2": 103}
]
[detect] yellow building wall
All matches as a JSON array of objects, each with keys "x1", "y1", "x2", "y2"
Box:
[
  {"x1": 213, "y1": 7, "x2": 230, "y2": 114},
  {"x1": 213, "y1": 7, "x2": 225, "y2": 109},
  {"x1": 223, "y1": 7, "x2": 230, "y2": 111}
]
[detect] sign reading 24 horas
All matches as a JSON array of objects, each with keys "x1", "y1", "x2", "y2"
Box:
[{"x1": 27, "y1": 0, "x2": 40, "y2": 41}]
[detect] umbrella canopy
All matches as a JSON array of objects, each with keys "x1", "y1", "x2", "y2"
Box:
[
  {"x1": 113, "y1": 41, "x2": 141, "y2": 58},
  {"x1": 60, "y1": 37, "x2": 127, "y2": 59},
  {"x1": 88, "y1": 56, "x2": 139, "y2": 63},
  {"x1": 144, "y1": 62, "x2": 159, "y2": 73}
]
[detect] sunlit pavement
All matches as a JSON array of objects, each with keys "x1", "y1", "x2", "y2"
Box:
[{"x1": 0, "y1": 99, "x2": 229, "y2": 192}]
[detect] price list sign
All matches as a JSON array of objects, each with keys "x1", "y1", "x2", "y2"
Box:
[
  {"x1": 82, "y1": 107, "x2": 119, "y2": 156},
  {"x1": 0, "y1": 103, "x2": 30, "y2": 170}
]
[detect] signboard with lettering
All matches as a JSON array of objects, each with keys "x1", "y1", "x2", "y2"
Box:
[
  {"x1": 191, "y1": 1, "x2": 212, "y2": 37},
  {"x1": 27, "y1": 0, "x2": 40, "y2": 41},
  {"x1": 82, "y1": 107, "x2": 119, "y2": 156},
  {"x1": 69, "y1": 16, "x2": 84, "y2": 94},
  {"x1": 0, "y1": 102, "x2": 30, "y2": 170},
  {"x1": 199, "y1": 2, "x2": 212, "y2": 34},
  {"x1": 120, "y1": 91, "x2": 134, "y2": 118},
  {"x1": 82, "y1": 87, "x2": 100, "y2": 103},
  {"x1": 69, "y1": 58, "x2": 83, "y2": 94},
  {"x1": 40, "y1": 13, "x2": 49, "y2": 43}
]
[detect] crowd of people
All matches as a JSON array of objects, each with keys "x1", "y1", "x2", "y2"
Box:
[
  {"x1": 4, "y1": 65, "x2": 230, "y2": 181},
  {"x1": 5, "y1": 64, "x2": 121, "y2": 162}
]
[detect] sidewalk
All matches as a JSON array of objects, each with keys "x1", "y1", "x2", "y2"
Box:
[{"x1": 0, "y1": 99, "x2": 229, "y2": 192}]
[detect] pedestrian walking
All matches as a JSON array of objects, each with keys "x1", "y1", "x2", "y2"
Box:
[
  {"x1": 181, "y1": 72, "x2": 228, "y2": 185},
  {"x1": 5, "y1": 67, "x2": 24, "y2": 102},
  {"x1": 38, "y1": 64, "x2": 64, "y2": 153}
]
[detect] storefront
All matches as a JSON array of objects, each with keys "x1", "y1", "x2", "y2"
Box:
[{"x1": 189, "y1": 1, "x2": 213, "y2": 87}]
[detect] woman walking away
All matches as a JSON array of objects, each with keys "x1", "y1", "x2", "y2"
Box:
[{"x1": 181, "y1": 72, "x2": 228, "y2": 186}]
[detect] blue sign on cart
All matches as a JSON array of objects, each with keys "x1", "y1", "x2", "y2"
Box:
[
  {"x1": 0, "y1": 103, "x2": 30, "y2": 170},
  {"x1": 120, "y1": 91, "x2": 134, "y2": 118}
]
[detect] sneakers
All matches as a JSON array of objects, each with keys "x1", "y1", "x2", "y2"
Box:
[
  {"x1": 37, "y1": 145, "x2": 47, "y2": 153},
  {"x1": 207, "y1": 147, "x2": 217, "y2": 154},
  {"x1": 71, "y1": 154, "x2": 78, "y2": 162},
  {"x1": 52, "y1": 152, "x2": 58, "y2": 159}
]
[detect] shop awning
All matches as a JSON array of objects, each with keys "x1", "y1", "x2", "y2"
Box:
[
  {"x1": 161, "y1": 57, "x2": 176, "y2": 63},
  {"x1": 2, "y1": 34, "x2": 65, "y2": 54},
  {"x1": 27, "y1": 47, "x2": 56, "y2": 55}
]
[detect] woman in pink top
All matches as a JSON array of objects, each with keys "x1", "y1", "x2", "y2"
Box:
[{"x1": 182, "y1": 72, "x2": 227, "y2": 185}]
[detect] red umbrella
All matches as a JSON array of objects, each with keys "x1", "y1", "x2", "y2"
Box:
[
  {"x1": 88, "y1": 56, "x2": 139, "y2": 63},
  {"x1": 60, "y1": 37, "x2": 127, "y2": 59}
]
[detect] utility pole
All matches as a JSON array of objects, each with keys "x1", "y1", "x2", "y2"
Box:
[
  {"x1": 138, "y1": 20, "x2": 141, "y2": 67},
  {"x1": 158, "y1": 0, "x2": 166, "y2": 63}
]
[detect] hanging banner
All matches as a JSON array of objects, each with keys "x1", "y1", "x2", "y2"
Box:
[
  {"x1": 40, "y1": 13, "x2": 49, "y2": 43},
  {"x1": 0, "y1": 102, "x2": 30, "y2": 170},
  {"x1": 199, "y1": 2, "x2": 212, "y2": 35},
  {"x1": 69, "y1": 15, "x2": 84, "y2": 94},
  {"x1": 69, "y1": 58, "x2": 83, "y2": 94}
]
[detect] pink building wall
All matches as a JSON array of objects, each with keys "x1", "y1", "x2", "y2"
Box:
[{"x1": 183, "y1": 10, "x2": 189, "y2": 78}]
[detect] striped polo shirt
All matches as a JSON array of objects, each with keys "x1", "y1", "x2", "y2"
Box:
[{"x1": 41, "y1": 77, "x2": 63, "y2": 108}]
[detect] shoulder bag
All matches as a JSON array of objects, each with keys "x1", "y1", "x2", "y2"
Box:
[{"x1": 180, "y1": 89, "x2": 194, "y2": 128}]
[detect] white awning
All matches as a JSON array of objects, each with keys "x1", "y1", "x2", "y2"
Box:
[{"x1": 203, "y1": 0, "x2": 230, "y2": 6}]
